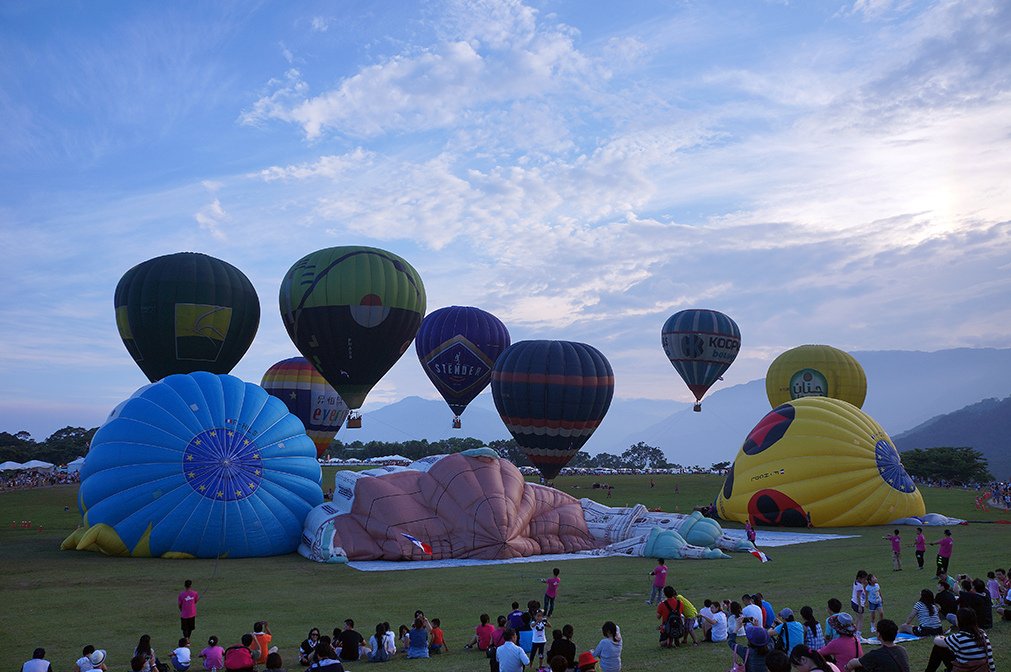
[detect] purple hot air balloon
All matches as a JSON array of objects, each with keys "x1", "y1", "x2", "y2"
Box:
[{"x1": 415, "y1": 306, "x2": 511, "y2": 427}]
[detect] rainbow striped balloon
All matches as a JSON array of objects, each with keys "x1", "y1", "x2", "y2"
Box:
[{"x1": 261, "y1": 357, "x2": 350, "y2": 458}]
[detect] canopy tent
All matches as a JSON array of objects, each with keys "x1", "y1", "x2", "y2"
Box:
[
  {"x1": 66, "y1": 456, "x2": 86, "y2": 474},
  {"x1": 0, "y1": 461, "x2": 23, "y2": 471},
  {"x1": 366, "y1": 455, "x2": 411, "y2": 464},
  {"x1": 19, "y1": 460, "x2": 55, "y2": 472}
]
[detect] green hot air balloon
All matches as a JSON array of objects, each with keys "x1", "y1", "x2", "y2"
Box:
[
  {"x1": 114, "y1": 252, "x2": 260, "y2": 382},
  {"x1": 279, "y1": 246, "x2": 426, "y2": 425}
]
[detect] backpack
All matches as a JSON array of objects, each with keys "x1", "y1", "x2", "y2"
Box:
[
  {"x1": 660, "y1": 599, "x2": 686, "y2": 643},
  {"x1": 774, "y1": 624, "x2": 790, "y2": 652},
  {"x1": 223, "y1": 646, "x2": 254, "y2": 671}
]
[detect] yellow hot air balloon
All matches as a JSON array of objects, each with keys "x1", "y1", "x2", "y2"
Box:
[
  {"x1": 715, "y1": 397, "x2": 924, "y2": 527},
  {"x1": 765, "y1": 344, "x2": 867, "y2": 408}
]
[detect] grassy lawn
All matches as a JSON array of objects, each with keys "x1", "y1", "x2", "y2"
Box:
[{"x1": 2, "y1": 473, "x2": 1008, "y2": 671}]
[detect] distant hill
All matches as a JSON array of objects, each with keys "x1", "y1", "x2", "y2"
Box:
[
  {"x1": 895, "y1": 395, "x2": 1011, "y2": 479},
  {"x1": 351, "y1": 348, "x2": 1011, "y2": 467}
]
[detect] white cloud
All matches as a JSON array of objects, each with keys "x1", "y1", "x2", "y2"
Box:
[{"x1": 194, "y1": 198, "x2": 229, "y2": 240}]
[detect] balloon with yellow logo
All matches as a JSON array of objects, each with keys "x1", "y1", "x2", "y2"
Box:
[
  {"x1": 715, "y1": 397, "x2": 924, "y2": 527},
  {"x1": 765, "y1": 344, "x2": 867, "y2": 409}
]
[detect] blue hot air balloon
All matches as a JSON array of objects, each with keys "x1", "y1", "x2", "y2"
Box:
[
  {"x1": 491, "y1": 340, "x2": 614, "y2": 480},
  {"x1": 415, "y1": 306, "x2": 511, "y2": 427},
  {"x1": 63, "y1": 373, "x2": 322, "y2": 558},
  {"x1": 661, "y1": 309, "x2": 741, "y2": 412}
]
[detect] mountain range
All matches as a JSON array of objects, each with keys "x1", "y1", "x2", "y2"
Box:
[{"x1": 346, "y1": 348, "x2": 1011, "y2": 473}]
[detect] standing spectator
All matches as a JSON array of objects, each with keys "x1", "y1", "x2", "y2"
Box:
[
  {"x1": 546, "y1": 625, "x2": 575, "y2": 670},
  {"x1": 913, "y1": 528, "x2": 926, "y2": 571},
  {"x1": 178, "y1": 580, "x2": 200, "y2": 640},
  {"x1": 506, "y1": 602, "x2": 525, "y2": 631},
  {"x1": 865, "y1": 574, "x2": 884, "y2": 634},
  {"x1": 495, "y1": 629, "x2": 529, "y2": 672},
  {"x1": 850, "y1": 571, "x2": 868, "y2": 635},
  {"x1": 530, "y1": 610, "x2": 549, "y2": 668},
  {"x1": 930, "y1": 529, "x2": 954, "y2": 576},
  {"x1": 647, "y1": 559, "x2": 667, "y2": 605},
  {"x1": 592, "y1": 621, "x2": 622, "y2": 672},
  {"x1": 22, "y1": 648, "x2": 52, "y2": 672},
  {"x1": 540, "y1": 568, "x2": 561, "y2": 617},
  {"x1": 745, "y1": 519, "x2": 757, "y2": 545},
  {"x1": 883, "y1": 530, "x2": 902, "y2": 571}
]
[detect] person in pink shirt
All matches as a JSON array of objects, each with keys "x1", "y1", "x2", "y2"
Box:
[
  {"x1": 541, "y1": 568, "x2": 561, "y2": 617},
  {"x1": 178, "y1": 580, "x2": 200, "y2": 639},
  {"x1": 817, "y1": 613, "x2": 863, "y2": 669},
  {"x1": 913, "y1": 527, "x2": 927, "y2": 570},
  {"x1": 648, "y1": 559, "x2": 668, "y2": 605},
  {"x1": 930, "y1": 529, "x2": 954, "y2": 576},
  {"x1": 882, "y1": 529, "x2": 902, "y2": 571}
]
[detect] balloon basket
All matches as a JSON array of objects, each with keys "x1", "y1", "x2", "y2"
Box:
[
  {"x1": 347, "y1": 413, "x2": 362, "y2": 429},
  {"x1": 452, "y1": 417, "x2": 462, "y2": 429},
  {"x1": 693, "y1": 403, "x2": 702, "y2": 412}
]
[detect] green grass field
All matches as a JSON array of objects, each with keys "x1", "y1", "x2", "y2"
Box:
[{"x1": 2, "y1": 473, "x2": 1008, "y2": 671}]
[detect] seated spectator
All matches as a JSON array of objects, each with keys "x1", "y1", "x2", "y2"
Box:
[
  {"x1": 923, "y1": 608, "x2": 994, "y2": 672},
  {"x1": 728, "y1": 624, "x2": 770, "y2": 672},
  {"x1": 770, "y1": 608, "x2": 805, "y2": 656},
  {"x1": 466, "y1": 614, "x2": 495, "y2": 651},
  {"x1": 548, "y1": 655, "x2": 568, "y2": 672},
  {"x1": 199, "y1": 636, "x2": 224, "y2": 672},
  {"x1": 788, "y1": 644, "x2": 840, "y2": 672},
  {"x1": 843, "y1": 619, "x2": 907, "y2": 671},
  {"x1": 546, "y1": 625, "x2": 576, "y2": 670},
  {"x1": 406, "y1": 617, "x2": 431, "y2": 658},
  {"x1": 307, "y1": 638, "x2": 344, "y2": 672},
  {"x1": 800, "y1": 606, "x2": 826, "y2": 650},
  {"x1": 299, "y1": 629, "x2": 321, "y2": 667},
  {"x1": 428, "y1": 618, "x2": 447, "y2": 655},
  {"x1": 368, "y1": 623, "x2": 394, "y2": 663},
  {"x1": 134, "y1": 635, "x2": 157, "y2": 672},
  {"x1": 265, "y1": 653, "x2": 285, "y2": 672},
  {"x1": 898, "y1": 589, "x2": 944, "y2": 637},
  {"x1": 817, "y1": 614, "x2": 863, "y2": 670},
  {"x1": 765, "y1": 650, "x2": 791, "y2": 672},
  {"x1": 251, "y1": 622, "x2": 277, "y2": 665},
  {"x1": 171, "y1": 639, "x2": 191, "y2": 672},
  {"x1": 337, "y1": 619, "x2": 366, "y2": 661},
  {"x1": 22, "y1": 648, "x2": 53, "y2": 672}
]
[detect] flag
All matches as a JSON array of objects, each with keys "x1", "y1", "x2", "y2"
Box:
[
  {"x1": 401, "y1": 532, "x2": 433, "y2": 554},
  {"x1": 750, "y1": 549, "x2": 771, "y2": 563}
]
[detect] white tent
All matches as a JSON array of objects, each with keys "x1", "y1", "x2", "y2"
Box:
[
  {"x1": 66, "y1": 456, "x2": 86, "y2": 474},
  {"x1": 0, "y1": 461, "x2": 23, "y2": 471},
  {"x1": 366, "y1": 454, "x2": 411, "y2": 464},
  {"x1": 19, "y1": 460, "x2": 55, "y2": 472}
]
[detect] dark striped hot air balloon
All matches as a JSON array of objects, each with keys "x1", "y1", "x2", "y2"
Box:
[
  {"x1": 415, "y1": 306, "x2": 511, "y2": 428},
  {"x1": 114, "y1": 252, "x2": 260, "y2": 382},
  {"x1": 661, "y1": 309, "x2": 740, "y2": 411},
  {"x1": 279, "y1": 246, "x2": 426, "y2": 427},
  {"x1": 491, "y1": 340, "x2": 614, "y2": 480}
]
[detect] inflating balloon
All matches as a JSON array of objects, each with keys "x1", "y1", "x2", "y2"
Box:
[
  {"x1": 62, "y1": 373, "x2": 322, "y2": 558},
  {"x1": 715, "y1": 397, "x2": 924, "y2": 527},
  {"x1": 115, "y1": 252, "x2": 260, "y2": 382},
  {"x1": 261, "y1": 357, "x2": 350, "y2": 458},
  {"x1": 491, "y1": 340, "x2": 614, "y2": 480},
  {"x1": 279, "y1": 246, "x2": 426, "y2": 426},
  {"x1": 415, "y1": 306, "x2": 510, "y2": 427},
  {"x1": 765, "y1": 344, "x2": 867, "y2": 409},
  {"x1": 661, "y1": 309, "x2": 740, "y2": 411}
]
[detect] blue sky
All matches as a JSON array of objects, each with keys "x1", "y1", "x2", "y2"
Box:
[{"x1": 2, "y1": 0, "x2": 1009, "y2": 439}]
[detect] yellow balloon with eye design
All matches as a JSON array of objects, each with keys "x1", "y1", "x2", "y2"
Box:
[
  {"x1": 716, "y1": 397, "x2": 925, "y2": 528},
  {"x1": 765, "y1": 344, "x2": 867, "y2": 409}
]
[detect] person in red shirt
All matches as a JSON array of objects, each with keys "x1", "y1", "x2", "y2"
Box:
[
  {"x1": 428, "y1": 618, "x2": 447, "y2": 655},
  {"x1": 178, "y1": 580, "x2": 199, "y2": 639}
]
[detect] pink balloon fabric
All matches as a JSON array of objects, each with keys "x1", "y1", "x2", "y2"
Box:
[{"x1": 300, "y1": 451, "x2": 598, "y2": 561}]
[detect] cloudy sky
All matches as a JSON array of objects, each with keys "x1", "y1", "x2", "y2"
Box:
[{"x1": 1, "y1": 0, "x2": 1009, "y2": 439}]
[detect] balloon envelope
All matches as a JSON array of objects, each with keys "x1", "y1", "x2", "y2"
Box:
[
  {"x1": 765, "y1": 344, "x2": 867, "y2": 409},
  {"x1": 68, "y1": 373, "x2": 322, "y2": 558},
  {"x1": 115, "y1": 252, "x2": 260, "y2": 382},
  {"x1": 661, "y1": 309, "x2": 740, "y2": 405},
  {"x1": 491, "y1": 340, "x2": 614, "y2": 480},
  {"x1": 415, "y1": 306, "x2": 511, "y2": 421},
  {"x1": 261, "y1": 357, "x2": 350, "y2": 458},
  {"x1": 279, "y1": 246, "x2": 426, "y2": 410},
  {"x1": 715, "y1": 397, "x2": 924, "y2": 527}
]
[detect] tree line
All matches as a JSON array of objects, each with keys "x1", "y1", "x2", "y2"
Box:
[{"x1": 0, "y1": 427, "x2": 996, "y2": 485}]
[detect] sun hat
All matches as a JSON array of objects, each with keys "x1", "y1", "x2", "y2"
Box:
[
  {"x1": 89, "y1": 650, "x2": 107, "y2": 666},
  {"x1": 577, "y1": 650, "x2": 599, "y2": 668},
  {"x1": 778, "y1": 608, "x2": 794, "y2": 619},
  {"x1": 745, "y1": 624, "x2": 769, "y2": 647},
  {"x1": 828, "y1": 612, "x2": 856, "y2": 635}
]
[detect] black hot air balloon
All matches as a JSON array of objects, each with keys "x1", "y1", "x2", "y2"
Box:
[{"x1": 114, "y1": 252, "x2": 260, "y2": 382}]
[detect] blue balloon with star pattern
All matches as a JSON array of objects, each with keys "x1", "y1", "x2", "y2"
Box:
[{"x1": 77, "y1": 372, "x2": 322, "y2": 558}]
